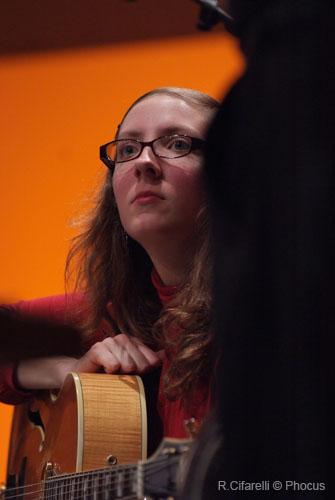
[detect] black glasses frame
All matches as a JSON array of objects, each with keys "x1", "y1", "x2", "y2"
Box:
[{"x1": 100, "y1": 134, "x2": 205, "y2": 171}]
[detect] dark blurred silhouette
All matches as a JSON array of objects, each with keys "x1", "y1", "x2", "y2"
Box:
[
  {"x1": 182, "y1": 1, "x2": 334, "y2": 498},
  {"x1": 0, "y1": 306, "x2": 81, "y2": 362}
]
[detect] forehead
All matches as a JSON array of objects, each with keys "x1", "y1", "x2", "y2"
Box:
[{"x1": 118, "y1": 94, "x2": 209, "y2": 138}]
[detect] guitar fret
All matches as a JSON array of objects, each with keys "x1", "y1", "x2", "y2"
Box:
[
  {"x1": 124, "y1": 468, "x2": 137, "y2": 498},
  {"x1": 74, "y1": 474, "x2": 80, "y2": 500},
  {"x1": 136, "y1": 462, "x2": 143, "y2": 500},
  {"x1": 69, "y1": 476, "x2": 74, "y2": 500},
  {"x1": 102, "y1": 470, "x2": 112, "y2": 500},
  {"x1": 116, "y1": 468, "x2": 124, "y2": 497},
  {"x1": 93, "y1": 472, "x2": 100, "y2": 500},
  {"x1": 55, "y1": 477, "x2": 63, "y2": 500},
  {"x1": 70, "y1": 477, "x2": 77, "y2": 500},
  {"x1": 129, "y1": 468, "x2": 137, "y2": 497},
  {"x1": 58, "y1": 478, "x2": 65, "y2": 499},
  {"x1": 82, "y1": 473, "x2": 90, "y2": 500},
  {"x1": 44, "y1": 476, "x2": 60, "y2": 500},
  {"x1": 65, "y1": 479, "x2": 70, "y2": 500},
  {"x1": 44, "y1": 477, "x2": 51, "y2": 499}
]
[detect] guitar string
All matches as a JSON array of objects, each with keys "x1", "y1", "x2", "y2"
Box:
[
  {"x1": 4, "y1": 464, "x2": 138, "y2": 499},
  {"x1": 4, "y1": 463, "x2": 137, "y2": 495},
  {"x1": 42, "y1": 458, "x2": 179, "y2": 500},
  {"x1": 4, "y1": 457, "x2": 180, "y2": 500},
  {"x1": 4, "y1": 455, "x2": 180, "y2": 499},
  {"x1": 6, "y1": 451, "x2": 174, "y2": 491},
  {"x1": 4, "y1": 459, "x2": 161, "y2": 497},
  {"x1": 4, "y1": 460, "x2": 177, "y2": 500}
]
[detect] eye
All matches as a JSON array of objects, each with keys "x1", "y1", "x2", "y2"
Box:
[
  {"x1": 117, "y1": 140, "x2": 140, "y2": 161},
  {"x1": 166, "y1": 136, "x2": 191, "y2": 152}
]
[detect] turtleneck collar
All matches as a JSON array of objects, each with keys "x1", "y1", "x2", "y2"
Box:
[{"x1": 151, "y1": 268, "x2": 179, "y2": 305}]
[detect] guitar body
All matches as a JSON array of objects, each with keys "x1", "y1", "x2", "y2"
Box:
[{"x1": 6, "y1": 373, "x2": 147, "y2": 490}]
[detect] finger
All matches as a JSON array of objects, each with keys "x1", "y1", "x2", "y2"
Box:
[
  {"x1": 102, "y1": 336, "x2": 162, "y2": 374},
  {"x1": 118, "y1": 348, "x2": 138, "y2": 373},
  {"x1": 112, "y1": 333, "x2": 136, "y2": 347},
  {"x1": 136, "y1": 344, "x2": 165, "y2": 367},
  {"x1": 91, "y1": 348, "x2": 122, "y2": 374},
  {"x1": 119, "y1": 340, "x2": 154, "y2": 373},
  {"x1": 103, "y1": 337, "x2": 139, "y2": 373},
  {"x1": 112, "y1": 336, "x2": 160, "y2": 373},
  {"x1": 101, "y1": 351, "x2": 122, "y2": 374},
  {"x1": 74, "y1": 353, "x2": 102, "y2": 373},
  {"x1": 123, "y1": 335, "x2": 165, "y2": 368},
  {"x1": 77, "y1": 343, "x2": 121, "y2": 373}
]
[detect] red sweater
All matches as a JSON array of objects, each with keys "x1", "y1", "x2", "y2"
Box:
[
  {"x1": 151, "y1": 270, "x2": 211, "y2": 438},
  {"x1": 0, "y1": 277, "x2": 210, "y2": 438}
]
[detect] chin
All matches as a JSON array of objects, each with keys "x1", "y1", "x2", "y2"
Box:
[{"x1": 126, "y1": 219, "x2": 173, "y2": 243}]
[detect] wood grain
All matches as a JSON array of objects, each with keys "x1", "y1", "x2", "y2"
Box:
[
  {"x1": 79, "y1": 373, "x2": 147, "y2": 469},
  {"x1": 6, "y1": 373, "x2": 146, "y2": 489}
]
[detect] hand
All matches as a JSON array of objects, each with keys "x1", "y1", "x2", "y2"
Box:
[
  {"x1": 15, "y1": 334, "x2": 164, "y2": 390},
  {"x1": 72, "y1": 334, "x2": 165, "y2": 375}
]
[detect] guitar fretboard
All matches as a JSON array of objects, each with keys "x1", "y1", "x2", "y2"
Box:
[{"x1": 43, "y1": 465, "x2": 138, "y2": 500}]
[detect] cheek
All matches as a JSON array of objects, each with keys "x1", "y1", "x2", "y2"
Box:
[
  {"x1": 112, "y1": 170, "x2": 131, "y2": 214},
  {"x1": 169, "y1": 166, "x2": 205, "y2": 208}
]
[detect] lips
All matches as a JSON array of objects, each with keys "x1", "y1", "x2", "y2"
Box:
[{"x1": 132, "y1": 191, "x2": 164, "y2": 203}]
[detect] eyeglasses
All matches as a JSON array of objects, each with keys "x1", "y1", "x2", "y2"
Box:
[{"x1": 100, "y1": 134, "x2": 205, "y2": 171}]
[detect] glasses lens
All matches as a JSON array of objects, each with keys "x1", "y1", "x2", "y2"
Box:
[
  {"x1": 154, "y1": 135, "x2": 192, "y2": 158},
  {"x1": 106, "y1": 140, "x2": 141, "y2": 163}
]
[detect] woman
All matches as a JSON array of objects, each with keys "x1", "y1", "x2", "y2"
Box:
[{"x1": 0, "y1": 87, "x2": 219, "y2": 439}]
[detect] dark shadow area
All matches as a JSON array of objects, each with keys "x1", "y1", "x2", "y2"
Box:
[{"x1": 0, "y1": 0, "x2": 220, "y2": 56}]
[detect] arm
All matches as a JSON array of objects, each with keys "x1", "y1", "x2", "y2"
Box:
[
  {"x1": 15, "y1": 334, "x2": 165, "y2": 390},
  {"x1": 0, "y1": 294, "x2": 164, "y2": 399},
  {"x1": 0, "y1": 364, "x2": 34, "y2": 405},
  {"x1": 0, "y1": 294, "x2": 85, "y2": 403}
]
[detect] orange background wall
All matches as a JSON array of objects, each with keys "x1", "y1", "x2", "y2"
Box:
[{"x1": 0, "y1": 33, "x2": 244, "y2": 481}]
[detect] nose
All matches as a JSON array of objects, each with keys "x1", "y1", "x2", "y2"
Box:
[{"x1": 134, "y1": 144, "x2": 162, "y2": 179}]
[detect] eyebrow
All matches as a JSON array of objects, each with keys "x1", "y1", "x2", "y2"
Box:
[{"x1": 117, "y1": 126, "x2": 200, "y2": 140}]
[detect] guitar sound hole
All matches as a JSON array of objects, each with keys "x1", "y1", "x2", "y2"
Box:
[{"x1": 27, "y1": 407, "x2": 45, "y2": 432}]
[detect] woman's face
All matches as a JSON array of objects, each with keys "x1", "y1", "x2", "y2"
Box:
[{"x1": 112, "y1": 94, "x2": 210, "y2": 249}]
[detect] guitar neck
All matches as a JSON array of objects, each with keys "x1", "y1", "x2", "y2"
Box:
[
  {"x1": 43, "y1": 464, "x2": 139, "y2": 499},
  {"x1": 6, "y1": 442, "x2": 187, "y2": 500}
]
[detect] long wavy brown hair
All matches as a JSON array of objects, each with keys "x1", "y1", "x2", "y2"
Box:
[{"x1": 66, "y1": 87, "x2": 220, "y2": 401}]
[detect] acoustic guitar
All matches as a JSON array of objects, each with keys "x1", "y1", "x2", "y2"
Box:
[{"x1": 3, "y1": 372, "x2": 191, "y2": 499}]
